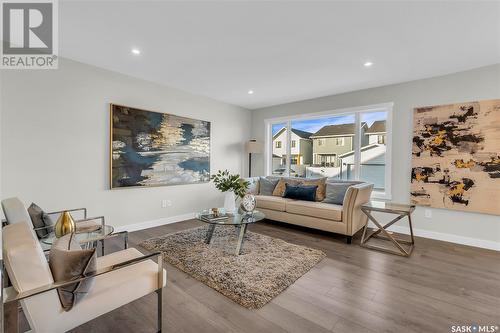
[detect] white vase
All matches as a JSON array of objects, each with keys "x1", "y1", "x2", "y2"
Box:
[{"x1": 224, "y1": 191, "x2": 236, "y2": 213}]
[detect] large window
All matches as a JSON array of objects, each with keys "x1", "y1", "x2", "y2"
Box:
[{"x1": 266, "y1": 103, "x2": 392, "y2": 198}]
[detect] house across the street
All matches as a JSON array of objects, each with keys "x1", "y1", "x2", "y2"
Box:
[
  {"x1": 272, "y1": 127, "x2": 313, "y2": 175},
  {"x1": 310, "y1": 123, "x2": 368, "y2": 167},
  {"x1": 365, "y1": 120, "x2": 387, "y2": 144}
]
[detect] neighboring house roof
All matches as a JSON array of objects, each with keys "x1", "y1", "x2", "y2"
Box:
[
  {"x1": 273, "y1": 127, "x2": 313, "y2": 140},
  {"x1": 365, "y1": 120, "x2": 386, "y2": 134},
  {"x1": 311, "y1": 122, "x2": 367, "y2": 138},
  {"x1": 292, "y1": 128, "x2": 314, "y2": 139},
  {"x1": 339, "y1": 144, "x2": 386, "y2": 164}
]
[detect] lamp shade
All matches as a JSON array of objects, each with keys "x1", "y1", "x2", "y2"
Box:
[{"x1": 245, "y1": 139, "x2": 263, "y2": 153}]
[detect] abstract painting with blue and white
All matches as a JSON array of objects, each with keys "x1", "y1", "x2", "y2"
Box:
[{"x1": 111, "y1": 104, "x2": 210, "y2": 188}]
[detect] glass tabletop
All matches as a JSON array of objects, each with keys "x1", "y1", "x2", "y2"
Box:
[
  {"x1": 40, "y1": 225, "x2": 114, "y2": 251},
  {"x1": 196, "y1": 209, "x2": 265, "y2": 225},
  {"x1": 362, "y1": 201, "x2": 415, "y2": 214}
]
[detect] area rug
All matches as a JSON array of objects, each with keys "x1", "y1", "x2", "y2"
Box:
[{"x1": 140, "y1": 226, "x2": 325, "y2": 309}]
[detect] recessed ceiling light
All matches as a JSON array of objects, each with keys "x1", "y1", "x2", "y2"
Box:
[
  {"x1": 364, "y1": 61, "x2": 373, "y2": 67},
  {"x1": 131, "y1": 48, "x2": 141, "y2": 55},
  {"x1": 248, "y1": 90, "x2": 254, "y2": 95}
]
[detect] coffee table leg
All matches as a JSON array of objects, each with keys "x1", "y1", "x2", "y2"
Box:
[
  {"x1": 205, "y1": 224, "x2": 216, "y2": 244},
  {"x1": 235, "y1": 224, "x2": 248, "y2": 255}
]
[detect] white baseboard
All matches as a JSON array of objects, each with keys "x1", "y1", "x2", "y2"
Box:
[
  {"x1": 114, "y1": 212, "x2": 196, "y2": 233},
  {"x1": 368, "y1": 222, "x2": 500, "y2": 251}
]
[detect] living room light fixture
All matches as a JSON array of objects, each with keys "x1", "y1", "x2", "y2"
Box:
[
  {"x1": 131, "y1": 48, "x2": 141, "y2": 55},
  {"x1": 364, "y1": 61, "x2": 373, "y2": 67},
  {"x1": 248, "y1": 90, "x2": 254, "y2": 95}
]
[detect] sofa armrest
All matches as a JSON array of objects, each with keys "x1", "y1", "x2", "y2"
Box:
[
  {"x1": 3, "y1": 251, "x2": 163, "y2": 303},
  {"x1": 342, "y1": 183, "x2": 374, "y2": 236}
]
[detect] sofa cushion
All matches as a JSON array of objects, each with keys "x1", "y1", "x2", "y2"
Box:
[
  {"x1": 283, "y1": 184, "x2": 318, "y2": 201},
  {"x1": 259, "y1": 177, "x2": 279, "y2": 195},
  {"x1": 246, "y1": 177, "x2": 260, "y2": 195},
  {"x1": 272, "y1": 177, "x2": 302, "y2": 196},
  {"x1": 323, "y1": 182, "x2": 359, "y2": 205},
  {"x1": 286, "y1": 200, "x2": 343, "y2": 221},
  {"x1": 300, "y1": 178, "x2": 327, "y2": 201},
  {"x1": 255, "y1": 195, "x2": 287, "y2": 211}
]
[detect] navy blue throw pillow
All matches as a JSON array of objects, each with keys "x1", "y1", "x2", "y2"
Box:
[{"x1": 283, "y1": 184, "x2": 318, "y2": 201}]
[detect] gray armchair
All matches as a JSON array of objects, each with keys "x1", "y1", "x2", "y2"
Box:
[
  {"x1": 1, "y1": 197, "x2": 123, "y2": 254},
  {"x1": 2, "y1": 197, "x2": 96, "y2": 233}
]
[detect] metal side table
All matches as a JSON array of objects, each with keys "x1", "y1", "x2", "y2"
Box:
[{"x1": 360, "y1": 201, "x2": 415, "y2": 257}]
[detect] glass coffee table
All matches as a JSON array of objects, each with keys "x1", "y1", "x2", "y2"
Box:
[{"x1": 195, "y1": 209, "x2": 265, "y2": 255}]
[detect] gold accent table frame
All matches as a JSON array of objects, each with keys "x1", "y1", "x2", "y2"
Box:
[{"x1": 360, "y1": 201, "x2": 415, "y2": 257}]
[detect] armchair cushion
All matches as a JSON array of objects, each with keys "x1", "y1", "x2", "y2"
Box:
[
  {"x1": 27, "y1": 203, "x2": 54, "y2": 239},
  {"x1": 49, "y1": 234, "x2": 97, "y2": 311}
]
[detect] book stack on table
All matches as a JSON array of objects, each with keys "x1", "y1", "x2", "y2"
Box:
[{"x1": 199, "y1": 213, "x2": 229, "y2": 223}]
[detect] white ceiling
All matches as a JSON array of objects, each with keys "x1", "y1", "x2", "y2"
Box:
[{"x1": 59, "y1": 1, "x2": 500, "y2": 109}]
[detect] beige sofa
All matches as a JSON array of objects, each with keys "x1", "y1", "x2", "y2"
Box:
[{"x1": 246, "y1": 177, "x2": 373, "y2": 243}]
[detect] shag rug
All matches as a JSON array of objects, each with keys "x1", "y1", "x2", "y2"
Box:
[{"x1": 140, "y1": 225, "x2": 325, "y2": 309}]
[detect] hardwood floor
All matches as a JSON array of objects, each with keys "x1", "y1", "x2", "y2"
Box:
[{"x1": 32, "y1": 219, "x2": 500, "y2": 332}]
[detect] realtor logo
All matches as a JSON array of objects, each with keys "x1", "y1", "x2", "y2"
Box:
[{"x1": 1, "y1": 0, "x2": 58, "y2": 69}]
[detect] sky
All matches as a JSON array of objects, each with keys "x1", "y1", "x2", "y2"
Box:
[{"x1": 272, "y1": 111, "x2": 387, "y2": 135}]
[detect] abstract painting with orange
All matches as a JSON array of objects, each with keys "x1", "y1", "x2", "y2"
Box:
[{"x1": 411, "y1": 99, "x2": 500, "y2": 215}]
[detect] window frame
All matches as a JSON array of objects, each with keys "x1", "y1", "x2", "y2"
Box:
[{"x1": 264, "y1": 102, "x2": 393, "y2": 200}]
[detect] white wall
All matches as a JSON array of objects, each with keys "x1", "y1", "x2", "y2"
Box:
[
  {"x1": 251, "y1": 64, "x2": 500, "y2": 249},
  {"x1": 0, "y1": 59, "x2": 251, "y2": 229}
]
